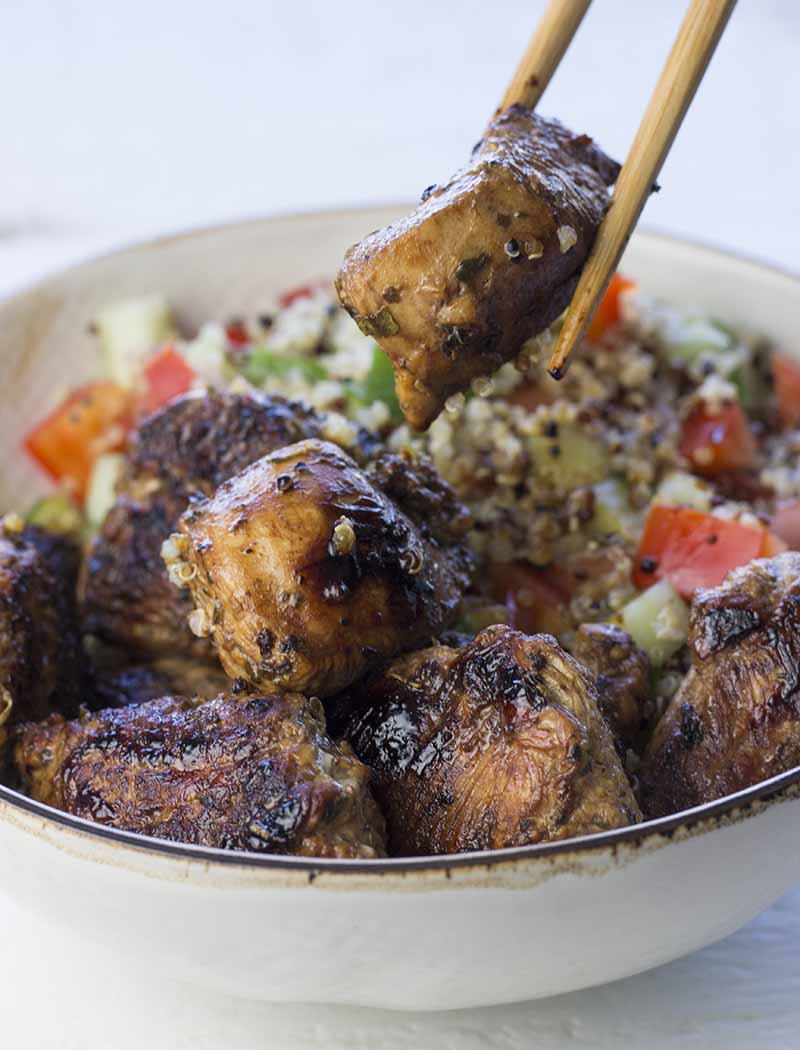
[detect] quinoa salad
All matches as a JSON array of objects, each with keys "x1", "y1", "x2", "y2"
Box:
[
  {"x1": 20, "y1": 274, "x2": 800, "y2": 724},
  {"x1": 6, "y1": 267, "x2": 800, "y2": 856}
]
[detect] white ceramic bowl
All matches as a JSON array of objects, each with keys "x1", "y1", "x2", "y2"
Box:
[{"x1": 1, "y1": 209, "x2": 799, "y2": 1011}]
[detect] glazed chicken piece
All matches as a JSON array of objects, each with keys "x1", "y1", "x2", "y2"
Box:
[
  {"x1": 15, "y1": 692, "x2": 386, "y2": 858},
  {"x1": 0, "y1": 521, "x2": 85, "y2": 753},
  {"x1": 165, "y1": 440, "x2": 474, "y2": 697},
  {"x1": 336, "y1": 107, "x2": 619, "y2": 429},
  {"x1": 640, "y1": 553, "x2": 800, "y2": 819},
  {"x1": 574, "y1": 624, "x2": 652, "y2": 755},
  {"x1": 331, "y1": 625, "x2": 641, "y2": 855},
  {"x1": 82, "y1": 390, "x2": 325, "y2": 661}
]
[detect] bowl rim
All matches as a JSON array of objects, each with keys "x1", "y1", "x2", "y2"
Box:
[{"x1": 2, "y1": 208, "x2": 799, "y2": 876}]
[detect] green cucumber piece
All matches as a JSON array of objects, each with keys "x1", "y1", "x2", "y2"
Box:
[
  {"x1": 96, "y1": 295, "x2": 176, "y2": 387},
  {"x1": 530, "y1": 424, "x2": 609, "y2": 492},
  {"x1": 621, "y1": 580, "x2": 689, "y2": 666},
  {"x1": 86, "y1": 452, "x2": 125, "y2": 527},
  {"x1": 591, "y1": 478, "x2": 641, "y2": 540}
]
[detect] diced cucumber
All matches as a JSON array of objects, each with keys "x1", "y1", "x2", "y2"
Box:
[
  {"x1": 591, "y1": 478, "x2": 642, "y2": 541},
  {"x1": 530, "y1": 424, "x2": 609, "y2": 492},
  {"x1": 27, "y1": 493, "x2": 85, "y2": 537},
  {"x1": 86, "y1": 452, "x2": 125, "y2": 528},
  {"x1": 661, "y1": 316, "x2": 732, "y2": 366},
  {"x1": 621, "y1": 580, "x2": 689, "y2": 666},
  {"x1": 96, "y1": 295, "x2": 176, "y2": 387},
  {"x1": 653, "y1": 471, "x2": 713, "y2": 513}
]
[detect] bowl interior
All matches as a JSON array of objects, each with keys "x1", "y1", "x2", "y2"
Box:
[{"x1": 0, "y1": 210, "x2": 799, "y2": 870}]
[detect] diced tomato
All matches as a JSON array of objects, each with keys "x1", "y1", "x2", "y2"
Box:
[
  {"x1": 278, "y1": 279, "x2": 329, "y2": 309},
  {"x1": 587, "y1": 273, "x2": 636, "y2": 344},
  {"x1": 772, "y1": 351, "x2": 800, "y2": 429},
  {"x1": 225, "y1": 321, "x2": 250, "y2": 347},
  {"x1": 488, "y1": 561, "x2": 572, "y2": 637},
  {"x1": 679, "y1": 402, "x2": 757, "y2": 476},
  {"x1": 24, "y1": 381, "x2": 131, "y2": 501},
  {"x1": 771, "y1": 499, "x2": 800, "y2": 550},
  {"x1": 139, "y1": 344, "x2": 195, "y2": 417},
  {"x1": 633, "y1": 505, "x2": 771, "y2": 597}
]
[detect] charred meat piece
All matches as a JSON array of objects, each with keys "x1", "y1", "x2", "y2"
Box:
[
  {"x1": 15, "y1": 692, "x2": 386, "y2": 858},
  {"x1": 336, "y1": 107, "x2": 619, "y2": 429},
  {"x1": 640, "y1": 553, "x2": 800, "y2": 818},
  {"x1": 332, "y1": 625, "x2": 641, "y2": 855},
  {"x1": 165, "y1": 440, "x2": 474, "y2": 697},
  {"x1": 82, "y1": 390, "x2": 325, "y2": 661},
  {"x1": 574, "y1": 623, "x2": 652, "y2": 755},
  {"x1": 0, "y1": 522, "x2": 86, "y2": 751}
]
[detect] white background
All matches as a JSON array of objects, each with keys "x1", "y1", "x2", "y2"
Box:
[{"x1": 2, "y1": 1, "x2": 799, "y2": 1046}]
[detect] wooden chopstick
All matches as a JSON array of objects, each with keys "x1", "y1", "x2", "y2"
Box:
[
  {"x1": 547, "y1": 0, "x2": 737, "y2": 378},
  {"x1": 500, "y1": 0, "x2": 592, "y2": 112}
]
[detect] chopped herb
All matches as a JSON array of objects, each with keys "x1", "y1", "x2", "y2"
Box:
[
  {"x1": 357, "y1": 307, "x2": 400, "y2": 338},
  {"x1": 242, "y1": 346, "x2": 327, "y2": 386},
  {"x1": 346, "y1": 346, "x2": 403, "y2": 424}
]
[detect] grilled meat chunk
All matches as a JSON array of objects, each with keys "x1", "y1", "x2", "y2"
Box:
[
  {"x1": 0, "y1": 523, "x2": 85, "y2": 751},
  {"x1": 574, "y1": 623, "x2": 652, "y2": 755},
  {"x1": 332, "y1": 625, "x2": 641, "y2": 855},
  {"x1": 81, "y1": 390, "x2": 324, "y2": 661},
  {"x1": 15, "y1": 692, "x2": 386, "y2": 858},
  {"x1": 166, "y1": 440, "x2": 474, "y2": 697},
  {"x1": 336, "y1": 107, "x2": 619, "y2": 429},
  {"x1": 640, "y1": 553, "x2": 800, "y2": 818}
]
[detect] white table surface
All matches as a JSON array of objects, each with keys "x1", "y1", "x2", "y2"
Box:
[{"x1": 2, "y1": 1, "x2": 799, "y2": 1045}]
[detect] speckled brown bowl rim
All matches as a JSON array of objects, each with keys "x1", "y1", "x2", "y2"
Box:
[{"x1": 1, "y1": 210, "x2": 799, "y2": 875}]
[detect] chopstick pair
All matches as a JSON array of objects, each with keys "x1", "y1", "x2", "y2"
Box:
[{"x1": 501, "y1": 0, "x2": 737, "y2": 378}]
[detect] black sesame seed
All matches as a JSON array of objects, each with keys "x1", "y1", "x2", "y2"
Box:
[
  {"x1": 639, "y1": 556, "x2": 659, "y2": 574},
  {"x1": 504, "y1": 239, "x2": 521, "y2": 259},
  {"x1": 276, "y1": 474, "x2": 294, "y2": 493},
  {"x1": 707, "y1": 533, "x2": 718, "y2": 545},
  {"x1": 543, "y1": 421, "x2": 559, "y2": 438},
  {"x1": 421, "y1": 184, "x2": 437, "y2": 201}
]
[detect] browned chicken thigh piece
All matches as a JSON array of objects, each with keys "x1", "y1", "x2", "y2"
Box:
[
  {"x1": 0, "y1": 521, "x2": 86, "y2": 753},
  {"x1": 165, "y1": 439, "x2": 474, "y2": 697},
  {"x1": 336, "y1": 107, "x2": 619, "y2": 428},
  {"x1": 15, "y1": 692, "x2": 386, "y2": 857},
  {"x1": 331, "y1": 625, "x2": 641, "y2": 856},
  {"x1": 640, "y1": 553, "x2": 800, "y2": 819},
  {"x1": 574, "y1": 623, "x2": 652, "y2": 756},
  {"x1": 81, "y1": 390, "x2": 325, "y2": 661}
]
